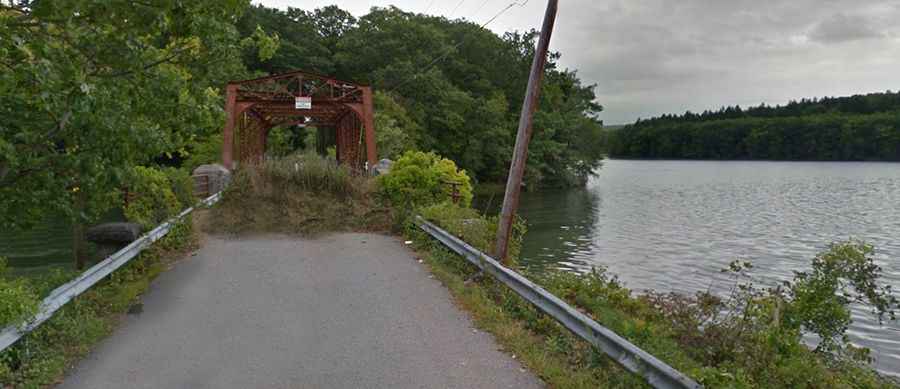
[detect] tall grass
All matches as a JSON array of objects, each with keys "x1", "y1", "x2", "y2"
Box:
[{"x1": 208, "y1": 153, "x2": 393, "y2": 235}]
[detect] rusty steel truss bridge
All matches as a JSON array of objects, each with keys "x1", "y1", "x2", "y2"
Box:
[{"x1": 221, "y1": 71, "x2": 376, "y2": 170}]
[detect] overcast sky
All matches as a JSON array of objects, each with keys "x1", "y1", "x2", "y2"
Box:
[{"x1": 256, "y1": 0, "x2": 900, "y2": 124}]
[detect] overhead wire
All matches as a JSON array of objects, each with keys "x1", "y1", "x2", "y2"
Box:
[
  {"x1": 387, "y1": 0, "x2": 530, "y2": 94},
  {"x1": 449, "y1": 0, "x2": 466, "y2": 17},
  {"x1": 470, "y1": 0, "x2": 491, "y2": 18},
  {"x1": 423, "y1": 0, "x2": 437, "y2": 14}
]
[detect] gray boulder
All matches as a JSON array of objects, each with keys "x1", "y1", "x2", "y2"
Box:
[
  {"x1": 86, "y1": 222, "x2": 142, "y2": 245},
  {"x1": 192, "y1": 164, "x2": 231, "y2": 197}
]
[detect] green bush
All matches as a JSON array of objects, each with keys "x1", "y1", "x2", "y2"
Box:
[
  {"x1": 264, "y1": 152, "x2": 359, "y2": 198},
  {"x1": 124, "y1": 166, "x2": 182, "y2": 231},
  {"x1": 162, "y1": 167, "x2": 195, "y2": 209},
  {"x1": 0, "y1": 257, "x2": 40, "y2": 329},
  {"x1": 419, "y1": 202, "x2": 525, "y2": 263},
  {"x1": 377, "y1": 151, "x2": 473, "y2": 210}
]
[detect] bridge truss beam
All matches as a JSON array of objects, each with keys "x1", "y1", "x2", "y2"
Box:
[{"x1": 221, "y1": 71, "x2": 376, "y2": 171}]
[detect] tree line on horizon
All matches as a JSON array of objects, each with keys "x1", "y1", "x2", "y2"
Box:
[{"x1": 607, "y1": 91, "x2": 900, "y2": 161}]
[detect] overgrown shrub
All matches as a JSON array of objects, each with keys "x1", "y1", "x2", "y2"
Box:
[
  {"x1": 374, "y1": 91, "x2": 420, "y2": 159},
  {"x1": 208, "y1": 153, "x2": 392, "y2": 235},
  {"x1": 123, "y1": 166, "x2": 195, "y2": 248},
  {"x1": 638, "y1": 242, "x2": 898, "y2": 387},
  {"x1": 0, "y1": 257, "x2": 40, "y2": 329},
  {"x1": 124, "y1": 167, "x2": 181, "y2": 230},
  {"x1": 418, "y1": 202, "x2": 525, "y2": 262},
  {"x1": 162, "y1": 167, "x2": 195, "y2": 210},
  {"x1": 377, "y1": 151, "x2": 473, "y2": 210}
]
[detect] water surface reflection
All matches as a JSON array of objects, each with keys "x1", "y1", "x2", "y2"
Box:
[{"x1": 478, "y1": 160, "x2": 900, "y2": 377}]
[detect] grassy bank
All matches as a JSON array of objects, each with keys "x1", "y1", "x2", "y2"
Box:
[
  {"x1": 207, "y1": 153, "x2": 393, "y2": 236},
  {"x1": 0, "y1": 219, "x2": 196, "y2": 388},
  {"x1": 412, "y1": 202, "x2": 899, "y2": 388}
]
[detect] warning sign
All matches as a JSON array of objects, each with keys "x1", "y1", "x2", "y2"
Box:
[{"x1": 295, "y1": 96, "x2": 311, "y2": 110}]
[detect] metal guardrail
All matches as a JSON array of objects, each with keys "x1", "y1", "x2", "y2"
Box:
[
  {"x1": 0, "y1": 192, "x2": 223, "y2": 353},
  {"x1": 415, "y1": 216, "x2": 702, "y2": 389}
]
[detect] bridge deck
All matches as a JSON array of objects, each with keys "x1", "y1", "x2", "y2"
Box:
[{"x1": 59, "y1": 233, "x2": 542, "y2": 388}]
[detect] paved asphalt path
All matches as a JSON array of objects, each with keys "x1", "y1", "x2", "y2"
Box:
[{"x1": 59, "y1": 233, "x2": 543, "y2": 389}]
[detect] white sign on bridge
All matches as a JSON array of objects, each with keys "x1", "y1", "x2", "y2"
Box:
[{"x1": 295, "y1": 96, "x2": 312, "y2": 110}]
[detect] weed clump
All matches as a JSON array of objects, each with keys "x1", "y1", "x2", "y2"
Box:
[{"x1": 208, "y1": 153, "x2": 393, "y2": 235}]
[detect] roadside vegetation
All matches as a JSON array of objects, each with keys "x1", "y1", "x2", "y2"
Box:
[
  {"x1": 412, "y1": 201, "x2": 900, "y2": 388},
  {"x1": 207, "y1": 152, "x2": 393, "y2": 235},
  {"x1": 0, "y1": 166, "x2": 198, "y2": 387}
]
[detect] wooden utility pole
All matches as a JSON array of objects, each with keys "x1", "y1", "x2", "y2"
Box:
[{"x1": 494, "y1": 0, "x2": 559, "y2": 264}]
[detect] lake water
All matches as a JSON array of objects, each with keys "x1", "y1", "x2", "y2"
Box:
[
  {"x1": 0, "y1": 209, "x2": 126, "y2": 275},
  {"x1": 495, "y1": 160, "x2": 900, "y2": 377}
]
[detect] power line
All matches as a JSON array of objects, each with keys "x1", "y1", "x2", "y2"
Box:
[
  {"x1": 388, "y1": 1, "x2": 529, "y2": 94},
  {"x1": 423, "y1": 0, "x2": 437, "y2": 14},
  {"x1": 470, "y1": 0, "x2": 491, "y2": 18},
  {"x1": 480, "y1": 0, "x2": 528, "y2": 29},
  {"x1": 449, "y1": 0, "x2": 466, "y2": 17}
]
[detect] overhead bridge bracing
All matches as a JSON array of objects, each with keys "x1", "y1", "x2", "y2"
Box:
[{"x1": 221, "y1": 71, "x2": 376, "y2": 170}]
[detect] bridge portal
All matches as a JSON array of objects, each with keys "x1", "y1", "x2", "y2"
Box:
[{"x1": 221, "y1": 71, "x2": 376, "y2": 170}]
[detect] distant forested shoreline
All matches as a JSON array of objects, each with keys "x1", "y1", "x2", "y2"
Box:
[{"x1": 607, "y1": 91, "x2": 900, "y2": 161}]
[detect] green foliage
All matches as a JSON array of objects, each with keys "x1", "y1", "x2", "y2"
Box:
[
  {"x1": 787, "y1": 241, "x2": 898, "y2": 357},
  {"x1": 419, "y1": 202, "x2": 526, "y2": 262},
  {"x1": 374, "y1": 91, "x2": 420, "y2": 160},
  {"x1": 266, "y1": 126, "x2": 306, "y2": 158},
  {"x1": 241, "y1": 25, "x2": 280, "y2": 61},
  {"x1": 183, "y1": 134, "x2": 223, "y2": 172},
  {"x1": 0, "y1": 258, "x2": 40, "y2": 329},
  {"x1": 238, "y1": 5, "x2": 605, "y2": 187},
  {"x1": 124, "y1": 167, "x2": 181, "y2": 231},
  {"x1": 643, "y1": 242, "x2": 898, "y2": 387},
  {"x1": 0, "y1": 222, "x2": 195, "y2": 387},
  {"x1": 0, "y1": 0, "x2": 269, "y2": 232},
  {"x1": 162, "y1": 167, "x2": 195, "y2": 210},
  {"x1": 377, "y1": 151, "x2": 473, "y2": 210},
  {"x1": 608, "y1": 91, "x2": 900, "y2": 160}
]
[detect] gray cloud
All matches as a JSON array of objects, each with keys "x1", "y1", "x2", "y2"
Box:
[
  {"x1": 257, "y1": 0, "x2": 900, "y2": 124},
  {"x1": 808, "y1": 13, "x2": 883, "y2": 43}
]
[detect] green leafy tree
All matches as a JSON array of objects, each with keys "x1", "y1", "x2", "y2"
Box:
[
  {"x1": 374, "y1": 91, "x2": 420, "y2": 160},
  {"x1": 239, "y1": 5, "x2": 606, "y2": 188},
  {"x1": 0, "y1": 0, "x2": 275, "y2": 265}
]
